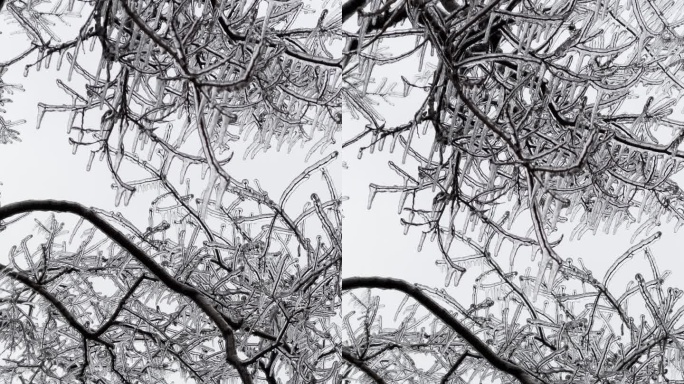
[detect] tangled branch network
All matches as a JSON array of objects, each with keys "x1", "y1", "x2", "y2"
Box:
[
  {"x1": 342, "y1": 0, "x2": 684, "y2": 383},
  {"x1": 0, "y1": 0, "x2": 342, "y2": 383},
  {"x1": 5, "y1": 0, "x2": 684, "y2": 383}
]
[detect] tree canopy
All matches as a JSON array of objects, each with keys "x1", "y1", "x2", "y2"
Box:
[
  {"x1": 0, "y1": 0, "x2": 342, "y2": 383},
  {"x1": 4, "y1": 0, "x2": 684, "y2": 383},
  {"x1": 341, "y1": 0, "x2": 684, "y2": 383}
]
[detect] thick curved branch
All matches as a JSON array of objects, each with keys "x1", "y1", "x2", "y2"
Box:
[
  {"x1": 342, "y1": 276, "x2": 546, "y2": 384},
  {"x1": 341, "y1": 348, "x2": 387, "y2": 384},
  {"x1": 342, "y1": 0, "x2": 368, "y2": 23},
  {"x1": 0, "y1": 200, "x2": 253, "y2": 384}
]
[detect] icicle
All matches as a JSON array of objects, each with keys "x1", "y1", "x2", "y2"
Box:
[
  {"x1": 675, "y1": 218, "x2": 684, "y2": 233},
  {"x1": 367, "y1": 184, "x2": 378, "y2": 209},
  {"x1": 200, "y1": 163, "x2": 209, "y2": 180},
  {"x1": 570, "y1": 220, "x2": 586, "y2": 241},
  {"x1": 603, "y1": 205, "x2": 616, "y2": 234},
  {"x1": 444, "y1": 231, "x2": 455, "y2": 252},
  {"x1": 509, "y1": 241, "x2": 522, "y2": 267},
  {"x1": 215, "y1": 178, "x2": 227, "y2": 210},
  {"x1": 179, "y1": 159, "x2": 191, "y2": 184},
  {"x1": 612, "y1": 211, "x2": 625, "y2": 235},
  {"x1": 56, "y1": 49, "x2": 68, "y2": 71},
  {"x1": 369, "y1": 131, "x2": 378, "y2": 154},
  {"x1": 402, "y1": 122, "x2": 416, "y2": 164},
  {"x1": 139, "y1": 130, "x2": 149, "y2": 151},
  {"x1": 131, "y1": 128, "x2": 140, "y2": 150},
  {"x1": 123, "y1": 189, "x2": 134, "y2": 207},
  {"x1": 147, "y1": 139, "x2": 158, "y2": 161},
  {"x1": 507, "y1": 201, "x2": 522, "y2": 231},
  {"x1": 114, "y1": 148, "x2": 123, "y2": 172},
  {"x1": 631, "y1": 218, "x2": 655, "y2": 243},
  {"x1": 160, "y1": 155, "x2": 173, "y2": 176},
  {"x1": 390, "y1": 131, "x2": 400, "y2": 153},
  {"x1": 417, "y1": 43, "x2": 427, "y2": 73},
  {"x1": 397, "y1": 191, "x2": 409, "y2": 214},
  {"x1": 532, "y1": 250, "x2": 551, "y2": 301},
  {"x1": 550, "y1": 200, "x2": 562, "y2": 231},
  {"x1": 72, "y1": 131, "x2": 84, "y2": 155},
  {"x1": 403, "y1": 79, "x2": 411, "y2": 97},
  {"x1": 450, "y1": 269, "x2": 464, "y2": 287},
  {"x1": 36, "y1": 49, "x2": 45, "y2": 72},
  {"x1": 403, "y1": 211, "x2": 415, "y2": 235},
  {"x1": 86, "y1": 151, "x2": 96, "y2": 171},
  {"x1": 114, "y1": 185, "x2": 125, "y2": 207},
  {"x1": 547, "y1": 261, "x2": 560, "y2": 289},
  {"x1": 492, "y1": 234, "x2": 505, "y2": 258},
  {"x1": 198, "y1": 170, "x2": 218, "y2": 219},
  {"x1": 66, "y1": 110, "x2": 77, "y2": 134},
  {"x1": 417, "y1": 232, "x2": 427, "y2": 251},
  {"x1": 666, "y1": 208, "x2": 674, "y2": 223},
  {"x1": 67, "y1": 39, "x2": 83, "y2": 82},
  {"x1": 477, "y1": 219, "x2": 489, "y2": 242},
  {"x1": 361, "y1": 61, "x2": 375, "y2": 96},
  {"x1": 36, "y1": 104, "x2": 47, "y2": 130},
  {"x1": 637, "y1": 192, "x2": 651, "y2": 223},
  {"x1": 540, "y1": 196, "x2": 553, "y2": 228}
]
